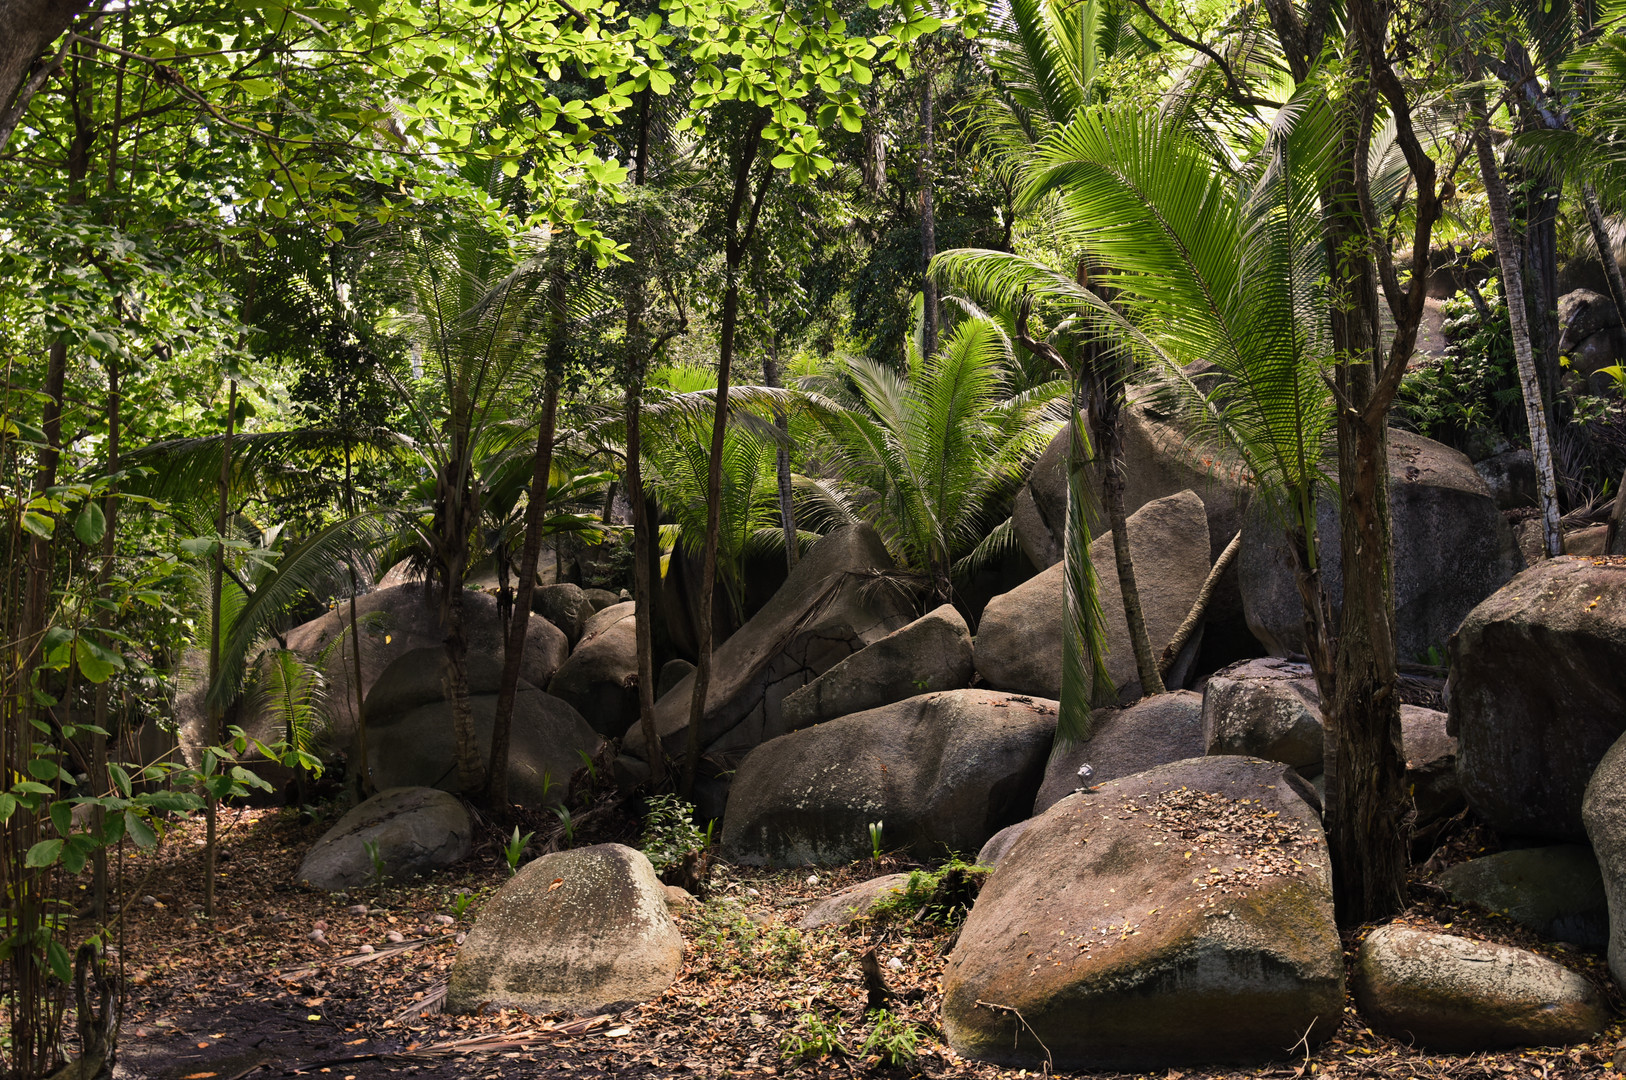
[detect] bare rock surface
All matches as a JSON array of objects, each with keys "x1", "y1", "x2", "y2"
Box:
[
  {"x1": 781, "y1": 604, "x2": 972, "y2": 731},
  {"x1": 1353, "y1": 924, "x2": 1606, "y2": 1049},
  {"x1": 1034, "y1": 691, "x2": 1204, "y2": 814},
  {"x1": 549, "y1": 602, "x2": 637, "y2": 736},
  {"x1": 447, "y1": 844, "x2": 682, "y2": 1016},
  {"x1": 296, "y1": 787, "x2": 472, "y2": 891},
  {"x1": 797, "y1": 874, "x2": 912, "y2": 929},
  {"x1": 722, "y1": 689, "x2": 1057, "y2": 866}
]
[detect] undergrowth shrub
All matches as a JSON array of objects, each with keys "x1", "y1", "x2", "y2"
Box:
[{"x1": 868, "y1": 858, "x2": 990, "y2": 927}]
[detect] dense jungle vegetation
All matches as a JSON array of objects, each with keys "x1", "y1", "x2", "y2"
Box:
[{"x1": 4, "y1": 0, "x2": 1626, "y2": 1074}]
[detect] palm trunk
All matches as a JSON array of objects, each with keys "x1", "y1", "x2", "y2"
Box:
[
  {"x1": 204, "y1": 380, "x2": 237, "y2": 921},
  {"x1": 1097, "y1": 455, "x2": 1164, "y2": 699},
  {"x1": 626, "y1": 373, "x2": 666, "y2": 788},
  {"x1": 919, "y1": 64, "x2": 938, "y2": 360},
  {"x1": 488, "y1": 373, "x2": 559, "y2": 809},
  {"x1": 1469, "y1": 87, "x2": 1563, "y2": 557},
  {"x1": 1582, "y1": 185, "x2": 1626, "y2": 317},
  {"x1": 763, "y1": 338, "x2": 798, "y2": 572},
  {"x1": 683, "y1": 116, "x2": 770, "y2": 798},
  {"x1": 438, "y1": 419, "x2": 484, "y2": 793}
]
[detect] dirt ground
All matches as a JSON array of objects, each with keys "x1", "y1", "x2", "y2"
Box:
[{"x1": 40, "y1": 803, "x2": 1621, "y2": 1080}]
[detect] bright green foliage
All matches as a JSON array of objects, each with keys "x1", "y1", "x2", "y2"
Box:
[
  {"x1": 640, "y1": 793, "x2": 710, "y2": 874},
  {"x1": 867, "y1": 857, "x2": 989, "y2": 927},
  {"x1": 800, "y1": 314, "x2": 1068, "y2": 602},
  {"x1": 1397, "y1": 279, "x2": 1522, "y2": 455},
  {"x1": 503, "y1": 827, "x2": 535, "y2": 875},
  {"x1": 860, "y1": 1009, "x2": 923, "y2": 1065},
  {"x1": 780, "y1": 1012, "x2": 848, "y2": 1061}
]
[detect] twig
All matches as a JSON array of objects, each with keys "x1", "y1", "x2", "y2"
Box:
[
  {"x1": 973, "y1": 999, "x2": 1052, "y2": 1074},
  {"x1": 1159, "y1": 529, "x2": 1242, "y2": 679}
]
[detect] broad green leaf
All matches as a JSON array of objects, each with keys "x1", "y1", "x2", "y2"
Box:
[
  {"x1": 25, "y1": 839, "x2": 63, "y2": 868},
  {"x1": 50, "y1": 800, "x2": 72, "y2": 837},
  {"x1": 125, "y1": 811, "x2": 157, "y2": 849},
  {"x1": 0, "y1": 794, "x2": 14, "y2": 822},
  {"x1": 75, "y1": 636, "x2": 123, "y2": 684},
  {"x1": 21, "y1": 511, "x2": 55, "y2": 538},
  {"x1": 75, "y1": 502, "x2": 106, "y2": 546},
  {"x1": 47, "y1": 940, "x2": 71, "y2": 985}
]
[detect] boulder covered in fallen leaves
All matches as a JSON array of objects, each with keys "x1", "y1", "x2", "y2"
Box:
[
  {"x1": 1353, "y1": 925, "x2": 1606, "y2": 1049},
  {"x1": 296, "y1": 787, "x2": 472, "y2": 891},
  {"x1": 976, "y1": 491, "x2": 1211, "y2": 702},
  {"x1": 780, "y1": 604, "x2": 973, "y2": 731},
  {"x1": 1034, "y1": 691, "x2": 1205, "y2": 814},
  {"x1": 447, "y1": 844, "x2": 683, "y2": 1016},
  {"x1": 1450, "y1": 556, "x2": 1626, "y2": 839},
  {"x1": 942, "y1": 756, "x2": 1341, "y2": 1071},
  {"x1": 721, "y1": 689, "x2": 1058, "y2": 866}
]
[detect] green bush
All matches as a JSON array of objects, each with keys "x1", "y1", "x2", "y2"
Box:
[
  {"x1": 868, "y1": 858, "x2": 990, "y2": 927},
  {"x1": 1396, "y1": 277, "x2": 1523, "y2": 457},
  {"x1": 639, "y1": 793, "x2": 709, "y2": 874}
]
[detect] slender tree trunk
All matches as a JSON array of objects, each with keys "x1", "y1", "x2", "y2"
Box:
[
  {"x1": 90, "y1": 349, "x2": 119, "y2": 919},
  {"x1": 1582, "y1": 185, "x2": 1626, "y2": 318},
  {"x1": 1097, "y1": 457, "x2": 1164, "y2": 699},
  {"x1": 626, "y1": 375, "x2": 666, "y2": 788},
  {"x1": 488, "y1": 373, "x2": 559, "y2": 809},
  {"x1": 1159, "y1": 530, "x2": 1241, "y2": 680},
  {"x1": 919, "y1": 63, "x2": 938, "y2": 359},
  {"x1": 684, "y1": 117, "x2": 770, "y2": 798},
  {"x1": 204, "y1": 380, "x2": 237, "y2": 921},
  {"x1": 763, "y1": 336, "x2": 798, "y2": 572},
  {"x1": 1469, "y1": 88, "x2": 1563, "y2": 557}
]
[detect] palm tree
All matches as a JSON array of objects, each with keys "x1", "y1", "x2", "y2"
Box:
[{"x1": 798, "y1": 312, "x2": 1070, "y2": 608}]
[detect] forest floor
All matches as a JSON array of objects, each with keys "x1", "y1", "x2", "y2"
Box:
[{"x1": 64, "y1": 803, "x2": 1625, "y2": 1080}]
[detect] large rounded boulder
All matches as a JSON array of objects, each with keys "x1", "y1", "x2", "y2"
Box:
[
  {"x1": 942, "y1": 756, "x2": 1342, "y2": 1071},
  {"x1": 447, "y1": 844, "x2": 682, "y2": 1016},
  {"x1": 1450, "y1": 556, "x2": 1626, "y2": 839},
  {"x1": 364, "y1": 650, "x2": 601, "y2": 806},
  {"x1": 721, "y1": 689, "x2": 1058, "y2": 866},
  {"x1": 548, "y1": 602, "x2": 637, "y2": 737},
  {"x1": 976, "y1": 490, "x2": 1212, "y2": 702},
  {"x1": 1353, "y1": 925, "x2": 1606, "y2": 1049},
  {"x1": 296, "y1": 787, "x2": 472, "y2": 891},
  {"x1": 1033, "y1": 691, "x2": 1205, "y2": 814},
  {"x1": 1239, "y1": 430, "x2": 1519, "y2": 664},
  {"x1": 617, "y1": 525, "x2": 914, "y2": 818},
  {"x1": 780, "y1": 604, "x2": 973, "y2": 731},
  {"x1": 1584, "y1": 728, "x2": 1626, "y2": 987}
]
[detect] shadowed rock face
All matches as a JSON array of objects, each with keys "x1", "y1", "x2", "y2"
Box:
[
  {"x1": 1436, "y1": 845, "x2": 1609, "y2": 949},
  {"x1": 1450, "y1": 557, "x2": 1626, "y2": 840},
  {"x1": 296, "y1": 787, "x2": 472, "y2": 892},
  {"x1": 549, "y1": 602, "x2": 637, "y2": 736},
  {"x1": 1584, "y1": 729, "x2": 1626, "y2": 988},
  {"x1": 721, "y1": 689, "x2": 1058, "y2": 867},
  {"x1": 780, "y1": 604, "x2": 973, "y2": 731},
  {"x1": 1239, "y1": 429, "x2": 1519, "y2": 665},
  {"x1": 1353, "y1": 925, "x2": 1606, "y2": 1050},
  {"x1": 976, "y1": 490, "x2": 1211, "y2": 702},
  {"x1": 617, "y1": 525, "x2": 914, "y2": 816},
  {"x1": 447, "y1": 844, "x2": 681, "y2": 1017},
  {"x1": 942, "y1": 756, "x2": 1342, "y2": 1072}
]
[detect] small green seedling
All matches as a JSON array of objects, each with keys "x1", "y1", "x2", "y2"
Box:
[
  {"x1": 779, "y1": 1012, "x2": 847, "y2": 1061},
  {"x1": 868, "y1": 820, "x2": 884, "y2": 861},
  {"x1": 451, "y1": 890, "x2": 476, "y2": 919},
  {"x1": 362, "y1": 839, "x2": 386, "y2": 886},
  {"x1": 860, "y1": 1009, "x2": 920, "y2": 1066},
  {"x1": 503, "y1": 826, "x2": 534, "y2": 875},
  {"x1": 553, "y1": 805, "x2": 575, "y2": 846}
]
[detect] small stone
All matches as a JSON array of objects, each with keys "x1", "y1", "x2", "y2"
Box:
[
  {"x1": 386, "y1": 931, "x2": 405, "y2": 944},
  {"x1": 887, "y1": 957, "x2": 905, "y2": 972},
  {"x1": 348, "y1": 904, "x2": 369, "y2": 916},
  {"x1": 307, "y1": 929, "x2": 326, "y2": 943},
  {"x1": 357, "y1": 944, "x2": 374, "y2": 955},
  {"x1": 454, "y1": 932, "x2": 466, "y2": 945},
  {"x1": 434, "y1": 914, "x2": 455, "y2": 926},
  {"x1": 313, "y1": 920, "x2": 329, "y2": 931},
  {"x1": 806, "y1": 875, "x2": 820, "y2": 886},
  {"x1": 140, "y1": 896, "x2": 157, "y2": 906},
  {"x1": 745, "y1": 887, "x2": 760, "y2": 897}
]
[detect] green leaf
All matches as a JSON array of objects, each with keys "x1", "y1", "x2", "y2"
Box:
[
  {"x1": 61, "y1": 837, "x2": 91, "y2": 875},
  {"x1": 25, "y1": 839, "x2": 63, "y2": 868},
  {"x1": 47, "y1": 939, "x2": 71, "y2": 985},
  {"x1": 21, "y1": 511, "x2": 55, "y2": 538},
  {"x1": 108, "y1": 763, "x2": 132, "y2": 798},
  {"x1": 75, "y1": 636, "x2": 123, "y2": 684},
  {"x1": 125, "y1": 810, "x2": 157, "y2": 849},
  {"x1": 50, "y1": 800, "x2": 72, "y2": 838},
  {"x1": 75, "y1": 502, "x2": 106, "y2": 546}
]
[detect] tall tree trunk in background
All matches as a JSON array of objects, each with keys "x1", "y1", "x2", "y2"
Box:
[
  {"x1": 1469, "y1": 86, "x2": 1564, "y2": 558},
  {"x1": 204, "y1": 380, "x2": 237, "y2": 921},
  {"x1": 919, "y1": 62, "x2": 938, "y2": 359},
  {"x1": 1264, "y1": 0, "x2": 1444, "y2": 926},
  {"x1": 488, "y1": 372, "x2": 559, "y2": 810},
  {"x1": 683, "y1": 115, "x2": 770, "y2": 798},
  {"x1": 1583, "y1": 186, "x2": 1626, "y2": 316},
  {"x1": 90, "y1": 349, "x2": 119, "y2": 920},
  {"x1": 763, "y1": 335, "x2": 798, "y2": 572}
]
